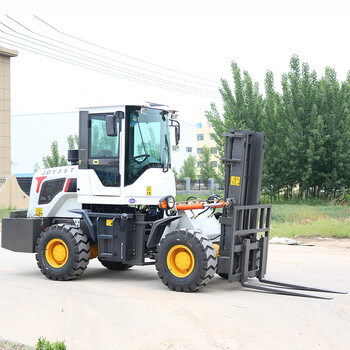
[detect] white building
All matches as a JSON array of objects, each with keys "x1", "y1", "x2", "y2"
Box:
[
  {"x1": 11, "y1": 110, "x2": 196, "y2": 175},
  {"x1": 169, "y1": 119, "x2": 196, "y2": 174}
]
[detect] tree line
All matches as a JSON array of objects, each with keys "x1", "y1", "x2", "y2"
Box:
[
  {"x1": 34, "y1": 135, "x2": 78, "y2": 171},
  {"x1": 174, "y1": 145, "x2": 217, "y2": 186},
  {"x1": 206, "y1": 55, "x2": 350, "y2": 201}
]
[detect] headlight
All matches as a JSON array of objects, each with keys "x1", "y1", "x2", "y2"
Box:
[
  {"x1": 159, "y1": 195, "x2": 175, "y2": 210},
  {"x1": 167, "y1": 196, "x2": 175, "y2": 209}
]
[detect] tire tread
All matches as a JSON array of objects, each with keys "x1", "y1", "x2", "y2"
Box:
[
  {"x1": 156, "y1": 229, "x2": 217, "y2": 292},
  {"x1": 35, "y1": 224, "x2": 90, "y2": 281}
]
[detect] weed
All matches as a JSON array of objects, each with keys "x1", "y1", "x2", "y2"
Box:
[
  {"x1": 35, "y1": 338, "x2": 66, "y2": 350},
  {"x1": 0, "y1": 208, "x2": 12, "y2": 219}
]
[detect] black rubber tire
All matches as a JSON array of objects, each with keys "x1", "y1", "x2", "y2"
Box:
[
  {"x1": 99, "y1": 259, "x2": 133, "y2": 271},
  {"x1": 35, "y1": 224, "x2": 90, "y2": 281},
  {"x1": 156, "y1": 229, "x2": 217, "y2": 292}
]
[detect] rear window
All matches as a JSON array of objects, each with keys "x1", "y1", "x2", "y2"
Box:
[{"x1": 39, "y1": 178, "x2": 66, "y2": 205}]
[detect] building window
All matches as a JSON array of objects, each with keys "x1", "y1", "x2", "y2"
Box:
[
  {"x1": 197, "y1": 148, "x2": 202, "y2": 154},
  {"x1": 186, "y1": 147, "x2": 192, "y2": 153},
  {"x1": 197, "y1": 161, "x2": 202, "y2": 167},
  {"x1": 196, "y1": 122, "x2": 202, "y2": 129},
  {"x1": 172, "y1": 145, "x2": 179, "y2": 152},
  {"x1": 212, "y1": 161, "x2": 217, "y2": 167},
  {"x1": 211, "y1": 147, "x2": 217, "y2": 154},
  {"x1": 197, "y1": 134, "x2": 204, "y2": 141},
  {"x1": 210, "y1": 135, "x2": 215, "y2": 140}
]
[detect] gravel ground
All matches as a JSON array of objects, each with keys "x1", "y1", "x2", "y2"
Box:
[
  {"x1": 0, "y1": 237, "x2": 349, "y2": 350},
  {"x1": 0, "y1": 339, "x2": 32, "y2": 350}
]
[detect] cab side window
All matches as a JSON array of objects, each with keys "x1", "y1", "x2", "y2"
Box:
[
  {"x1": 38, "y1": 178, "x2": 66, "y2": 205},
  {"x1": 90, "y1": 116, "x2": 119, "y2": 158}
]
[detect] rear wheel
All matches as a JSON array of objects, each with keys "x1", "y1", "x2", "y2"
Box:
[
  {"x1": 156, "y1": 229, "x2": 217, "y2": 292},
  {"x1": 99, "y1": 259, "x2": 133, "y2": 270},
  {"x1": 35, "y1": 224, "x2": 90, "y2": 280}
]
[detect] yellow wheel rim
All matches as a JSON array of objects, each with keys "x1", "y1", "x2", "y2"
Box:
[
  {"x1": 213, "y1": 243, "x2": 220, "y2": 257},
  {"x1": 45, "y1": 239, "x2": 69, "y2": 268},
  {"x1": 167, "y1": 244, "x2": 195, "y2": 278}
]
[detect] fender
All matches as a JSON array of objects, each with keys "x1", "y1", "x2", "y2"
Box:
[
  {"x1": 147, "y1": 215, "x2": 181, "y2": 249},
  {"x1": 69, "y1": 209, "x2": 96, "y2": 241}
]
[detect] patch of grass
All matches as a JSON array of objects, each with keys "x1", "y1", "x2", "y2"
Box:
[
  {"x1": 0, "y1": 208, "x2": 12, "y2": 219},
  {"x1": 175, "y1": 193, "x2": 350, "y2": 238},
  {"x1": 270, "y1": 218, "x2": 350, "y2": 239},
  {"x1": 261, "y1": 196, "x2": 333, "y2": 206},
  {"x1": 269, "y1": 204, "x2": 350, "y2": 238},
  {"x1": 175, "y1": 193, "x2": 194, "y2": 202},
  {"x1": 35, "y1": 337, "x2": 66, "y2": 350},
  {"x1": 271, "y1": 204, "x2": 350, "y2": 223},
  {"x1": 175, "y1": 193, "x2": 224, "y2": 202}
]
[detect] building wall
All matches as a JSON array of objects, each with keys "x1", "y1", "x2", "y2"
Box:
[
  {"x1": 0, "y1": 46, "x2": 17, "y2": 178},
  {"x1": 195, "y1": 122, "x2": 219, "y2": 174}
]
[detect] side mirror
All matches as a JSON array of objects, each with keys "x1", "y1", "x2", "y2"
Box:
[
  {"x1": 106, "y1": 111, "x2": 124, "y2": 136},
  {"x1": 170, "y1": 119, "x2": 180, "y2": 145},
  {"x1": 175, "y1": 125, "x2": 180, "y2": 145}
]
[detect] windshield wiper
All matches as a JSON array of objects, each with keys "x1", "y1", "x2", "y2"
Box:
[{"x1": 136, "y1": 117, "x2": 150, "y2": 168}]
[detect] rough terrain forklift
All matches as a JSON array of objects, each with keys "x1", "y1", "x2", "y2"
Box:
[{"x1": 1, "y1": 104, "x2": 346, "y2": 299}]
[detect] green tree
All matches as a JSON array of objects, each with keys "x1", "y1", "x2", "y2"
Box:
[
  {"x1": 42, "y1": 141, "x2": 68, "y2": 168},
  {"x1": 172, "y1": 167, "x2": 179, "y2": 180},
  {"x1": 206, "y1": 61, "x2": 264, "y2": 188},
  {"x1": 199, "y1": 146, "x2": 216, "y2": 185},
  {"x1": 67, "y1": 134, "x2": 79, "y2": 150},
  {"x1": 179, "y1": 154, "x2": 196, "y2": 181},
  {"x1": 35, "y1": 134, "x2": 79, "y2": 171},
  {"x1": 262, "y1": 70, "x2": 288, "y2": 201},
  {"x1": 206, "y1": 55, "x2": 350, "y2": 201}
]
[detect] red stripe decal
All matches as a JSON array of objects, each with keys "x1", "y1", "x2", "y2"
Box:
[
  {"x1": 35, "y1": 176, "x2": 47, "y2": 193},
  {"x1": 64, "y1": 178, "x2": 71, "y2": 192}
]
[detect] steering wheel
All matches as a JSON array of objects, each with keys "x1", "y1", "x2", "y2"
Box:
[{"x1": 130, "y1": 154, "x2": 150, "y2": 164}]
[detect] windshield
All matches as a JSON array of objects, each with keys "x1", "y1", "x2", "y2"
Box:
[{"x1": 125, "y1": 106, "x2": 170, "y2": 185}]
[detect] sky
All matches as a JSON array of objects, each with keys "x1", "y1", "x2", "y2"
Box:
[
  {"x1": 2, "y1": 0, "x2": 350, "y2": 122},
  {"x1": 1, "y1": 0, "x2": 350, "y2": 173}
]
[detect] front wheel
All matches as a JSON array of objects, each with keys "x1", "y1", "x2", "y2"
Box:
[
  {"x1": 156, "y1": 230, "x2": 217, "y2": 292},
  {"x1": 35, "y1": 224, "x2": 90, "y2": 281}
]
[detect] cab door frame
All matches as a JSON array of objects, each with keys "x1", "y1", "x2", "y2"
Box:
[{"x1": 78, "y1": 110, "x2": 123, "y2": 197}]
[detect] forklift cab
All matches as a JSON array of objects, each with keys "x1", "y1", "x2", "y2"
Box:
[{"x1": 77, "y1": 105, "x2": 178, "y2": 205}]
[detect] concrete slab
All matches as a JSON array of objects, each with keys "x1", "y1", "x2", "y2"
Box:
[{"x1": 0, "y1": 234, "x2": 349, "y2": 349}]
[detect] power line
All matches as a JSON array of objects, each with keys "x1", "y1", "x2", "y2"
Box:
[
  {"x1": 0, "y1": 23, "x2": 217, "y2": 96},
  {"x1": 0, "y1": 18, "x2": 220, "y2": 98},
  {"x1": 0, "y1": 36, "x2": 219, "y2": 98},
  {"x1": 6, "y1": 15, "x2": 218, "y2": 89},
  {"x1": 34, "y1": 15, "x2": 219, "y2": 84}
]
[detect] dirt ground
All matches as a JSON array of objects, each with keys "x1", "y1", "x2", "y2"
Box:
[
  {"x1": 0, "y1": 237, "x2": 349, "y2": 350},
  {"x1": 0, "y1": 340, "x2": 32, "y2": 350},
  {"x1": 295, "y1": 236, "x2": 350, "y2": 249}
]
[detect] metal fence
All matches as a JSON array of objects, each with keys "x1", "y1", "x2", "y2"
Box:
[{"x1": 176, "y1": 178, "x2": 223, "y2": 195}]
